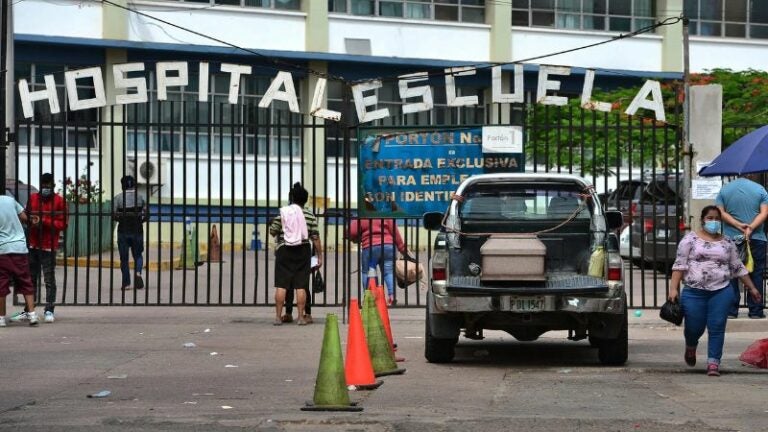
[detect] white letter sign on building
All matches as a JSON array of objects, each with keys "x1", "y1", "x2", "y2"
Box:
[
  {"x1": 492, "y1": 65, "x2": 524, "y2": 104},
  {"x1": 156, "y1": 62, "x2": 188, "y2": 101},
  {"x1": 18, "y1": 75, "x2": 60, "y2": 118},
  {"x1": 17, "y1": 61, "x2": 670, "y2": 124},
  {"x1": 258, "y1": 71, "x2": 300, "y2": 113},
  {"x1": 445, "y1": 67, "x2": 479, "y2": 107},
  {"x1": 64, "y1": 67, "x2": 107, "y2": 111},
  {"x1": 625, "y1": 80, "x2": 666, "y2": 122},
  {"x1": 398, "y1": 72, "x2": 433, "y2": 114},
  {"x1": 220, "y1": 63, "x2": 253, "y2": 104},
  {"x1": 536, "y1": 65, "x2": 571, "y2": 106},
  {"x1": 113, "y1": 63, "x2": 148, "y2": 105},
  {"x1": 351, "y1": 80, "x2": 390, "y2": 123}
]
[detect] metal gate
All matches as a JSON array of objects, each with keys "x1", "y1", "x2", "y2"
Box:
[{"x1": 10, "y1": 90, "x2": 685, "y2": 308}]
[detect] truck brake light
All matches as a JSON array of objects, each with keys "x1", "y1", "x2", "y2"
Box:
[
  {"x1": 607, "y1": 252, "x2": 622, "y2": 281},
  {"x1": 432, "y1": 267, "x2": 446, "y2": 281}
]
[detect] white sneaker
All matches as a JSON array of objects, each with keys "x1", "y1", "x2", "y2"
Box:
[
  {"x1": 28, "y1": 311, "x2": 39, "y2": 326},
  {"x1": 44, "y1": 311, "x2": 55, "y2": 323},
  {"x1": 9, "y1": 311, "x2": 28, "y2": 322},
  {"x1": 0, "y1": 316, "x2": 6, "y2": 327}
]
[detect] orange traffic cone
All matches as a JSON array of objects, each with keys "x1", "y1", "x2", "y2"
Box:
[
  {"x1": 345, "y1": 299, "x2": 383, "y2": 390},
  {"x1": 208, "y1": 224, "x2": 222, "y2": 263}
]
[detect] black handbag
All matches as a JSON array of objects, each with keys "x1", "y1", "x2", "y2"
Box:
[
  {"x1": 312, "y1": 270, "x2": 325, "y2": 293},
  {"x1": 659, "y1": 299, "x2": 683, "y2": 326}
]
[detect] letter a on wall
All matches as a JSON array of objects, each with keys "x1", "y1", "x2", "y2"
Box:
[{"x1": 625, "y1": 80, "x2": 666, "y2": 122}]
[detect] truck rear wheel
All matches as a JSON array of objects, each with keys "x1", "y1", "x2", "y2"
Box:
[
  {"x1": 425, "y1": 308, "x2": 457, "y2": 363},
  {"x1": 597, "y1": 310, "x2": 628, "y2": 366}
]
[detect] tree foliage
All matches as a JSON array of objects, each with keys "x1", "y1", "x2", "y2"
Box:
[{"x1": 525, "y1": 69, "x2": 766, "y2": 176}]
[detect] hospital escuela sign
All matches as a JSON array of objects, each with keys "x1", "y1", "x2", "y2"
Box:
[
  {"x1": 18, "y1": 62, "x2": 668, "y2": 217},
  {"x1": 17, "y1": 62, "x2": 668, "y2": 124},
  {"x1": 358, "y1": 126, "x2": 523, "y2": 217}
]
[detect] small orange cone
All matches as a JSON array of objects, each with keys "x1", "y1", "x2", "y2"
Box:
[
  {"x1": 373, "y1": 286, "x2": 404, "y2": 362},
  {"x1": 345, "y1": 299, "x2": 383, "y2": 390},
  {"x1": 208, "y1": 224, "x2": 222, "y2": 263}
]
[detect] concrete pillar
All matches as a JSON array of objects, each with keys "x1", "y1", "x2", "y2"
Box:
[
  {"x1": 302, "y1": 5, "x2": 329, "y2": 219},
  {"x1": 688, "y1": 85, "x2": 723, "y2": 230},
  {"x1": 486, "y1": 1, "x2": 512, "y2": 124},
  {"x1": 100, "y1": 0, "x2": 129, "y2": 196},
  {"x1": 300, "y1": 61, "x2": 329, "y2": 217},
  {"x1": 658, "y1": 0, "x2": 683, "y2": 72},
  {"x1": 101, "y1": 49, "x2": 127, "y2": 197},
  {"x1": 303, "y1": 0, "x2": 328, "y2": 52},
  {"x1": 102, "y1": 0, "x2": 128, "y2": 40}
]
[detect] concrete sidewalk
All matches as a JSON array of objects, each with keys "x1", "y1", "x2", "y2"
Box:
[{"x1": 0, "y1": 305, "x2": 766, "y2": 431}]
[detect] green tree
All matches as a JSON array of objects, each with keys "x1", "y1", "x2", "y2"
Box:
[{"x1": 525, "y1": 69, "x2": 768, "y2": 176}]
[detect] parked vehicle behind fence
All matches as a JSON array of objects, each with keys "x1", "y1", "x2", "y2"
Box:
[{"x1": 422, "y1": 173, "x2": 627, "y2": 366}]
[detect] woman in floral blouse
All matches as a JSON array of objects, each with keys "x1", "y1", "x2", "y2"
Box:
[{"x1": 669, "y1": 205, "x2": 762, "y2": 376}]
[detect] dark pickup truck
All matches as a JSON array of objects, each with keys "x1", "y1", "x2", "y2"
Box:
[{"x1": 422, "y1": 173, "x2": 627, "y2": 365}]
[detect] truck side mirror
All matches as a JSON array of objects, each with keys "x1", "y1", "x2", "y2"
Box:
[
  {"x1": 605, "y1": 210, "x2": 623, "y2": 230},
  {"x1": 422, "y1": 212, "x2": 444, "y2": 231}
]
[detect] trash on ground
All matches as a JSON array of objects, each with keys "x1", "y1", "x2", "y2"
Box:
[
  {"x1": 224, "y1": 364, "x2": 238, "y2": 368},
  {"x1": 183, "y1": 401, "x2": 198, "y2": 405},
  {"x1": 183, "y1": 342, "x2": 197, "y2": 348},
  {"x1": 739, "y1": 338, "x2": 768, "y2": 369},
  {"x1": 558, "y1": 369, "x2": 572, "y2": 374},
  {"x1": 210, "y1": 352, "x2": 218, "y2": 356},
  {"x1": 204, "y1": 328, "x2": 211, "y2": 333},
  {"x1": 221, "y1": 405, "x2": 233, "y2": 409},
  {"x1": 107, "y1": 375, "x2": 127, "y2": 379},
  {"x1": 87, "y1": 390, "x2": 111, "y2": 398}
]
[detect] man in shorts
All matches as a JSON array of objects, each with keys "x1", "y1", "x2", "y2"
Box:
[{"x1": 0, "y1": 195, "x2": 39, "y2": 327}]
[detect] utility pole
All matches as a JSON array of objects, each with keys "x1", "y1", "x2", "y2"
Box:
[
  {"x1": 682, "y1": 16, "x2": 691, "y2": 228},
  {"x1": 0, "y1": 0, "x2": 9, "y2": 194}
]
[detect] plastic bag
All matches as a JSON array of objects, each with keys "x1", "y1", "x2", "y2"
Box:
[
  {"x1": 312, "y1": 270, "x2": 325, "y2": 293},
  {"x1": 735, "y1": 236, "x2": 754, "y2": 272},
  {"x1": 744, "y1": 241, "x2": 754, "y2": 273},
  {"x1": 588, "y1": 246, "x2": 605, "y2": 277},
  {"x1": 395, "y1": 258, "x2": 426, "y2": 289},
  {"x1": 659, "y1": 299, "x2": 683, "y2": 326},
  {"x1": 738, "y1": 338, "x2": 768, "y2": 369}
]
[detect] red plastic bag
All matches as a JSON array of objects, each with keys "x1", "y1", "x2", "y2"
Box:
[{"x1": 738, "y1": 338, "x2": 768, "y2": 369}]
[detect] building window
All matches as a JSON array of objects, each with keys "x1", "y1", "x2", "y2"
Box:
[
  {"x1": 124, "y1": 71, "x2": 302, "y2": 158},
  {"x1": 329, "y1": 0, "x2": 486, "y2": 23},
  {"x1": 148, "y1": 0, "x2": 301, "y2": 10},
  {"x1": 512, "y1": 0, "x2": 655, "y2": 33},
  {"x1": 685, "y1": 0, "x2": 768, "y2": 39}
]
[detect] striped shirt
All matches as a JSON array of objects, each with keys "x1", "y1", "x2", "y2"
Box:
[{"x1": 269, "y1": 207, "x2": 319, "y2": 250}]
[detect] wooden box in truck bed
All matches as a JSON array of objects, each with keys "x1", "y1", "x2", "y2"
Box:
[{"x1": 480, "y1": 235, "x2": 546, "y2": 281}]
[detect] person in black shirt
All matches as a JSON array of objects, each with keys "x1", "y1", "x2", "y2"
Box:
[{"x1": 112, "y1": 176, "x2": 147, "y2": 290}]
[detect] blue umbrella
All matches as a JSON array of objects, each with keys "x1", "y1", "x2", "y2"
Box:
[{"x1": 699, "y1": 125, "x2": 768, "y2": 176}]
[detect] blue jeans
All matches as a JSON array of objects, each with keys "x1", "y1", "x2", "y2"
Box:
[
  {"x1": 729, "y1": 239, "x2": 766, "y2": 317},
  {"x1": 360, "y1": 244, "x2": 396, "y2": 296},
  {"x1": 117, "y1": 231, "x2": 144, "y2": 288},
  {"x1": 681, "y1": 286, "x2": 734, "y2": 365}
]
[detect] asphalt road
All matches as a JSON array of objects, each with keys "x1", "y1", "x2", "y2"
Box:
[{"x1": 0, "y1": 305, "x2": 766, "y2": 431}]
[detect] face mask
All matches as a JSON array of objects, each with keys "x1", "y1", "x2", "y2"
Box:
[
  {"x1": 704, "y1": 220, "x2": 721, "y2": 234},
  {"x1": 40, "y1": 188, "x2": 53, "y2": 199}
]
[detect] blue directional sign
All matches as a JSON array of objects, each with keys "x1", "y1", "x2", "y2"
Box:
[{"x1": 358, "y1": 127, "x2": 523, "y2": 217}]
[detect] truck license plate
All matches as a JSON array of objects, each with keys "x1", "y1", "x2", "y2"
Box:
[{"x1": 510, "y1": 296, "x2": 545, "y2": 312}]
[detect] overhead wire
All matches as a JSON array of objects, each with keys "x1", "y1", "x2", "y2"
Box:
[{"x1": 100, "y1": 0, "x2": 349, "y2": 83}]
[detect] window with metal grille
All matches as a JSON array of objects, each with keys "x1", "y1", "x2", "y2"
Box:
[
  {"x1": 685, "y1": 0, "x2": 768, "y2": 39},
  {"x1": 512, "y1": 0, "x2": 655, "y2": 33},
  {"x1": 329, "y1": 0, "x2": 486, "y2": 23}
]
